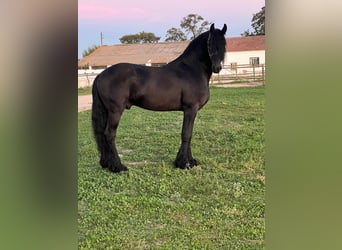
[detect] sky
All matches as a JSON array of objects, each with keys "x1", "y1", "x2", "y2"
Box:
[{"x1": 78, "y1": 0, "x2": 265, "y2": 59}]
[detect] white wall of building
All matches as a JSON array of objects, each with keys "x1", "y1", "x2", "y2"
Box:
[{"x1": 224, "y1": 50, "x2": 265, "y2": 66}]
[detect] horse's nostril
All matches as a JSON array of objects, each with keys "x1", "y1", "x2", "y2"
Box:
[{"x1": 213, "y1": 65, "x2": 222, "y2": 73}]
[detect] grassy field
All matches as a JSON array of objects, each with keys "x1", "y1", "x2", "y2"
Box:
[
  {"x1": 78, "y1": 86, "x2": 92, "y2": 96},
  {"x1": 78, "y1": 87, "x2": 265, "y2": 249}
]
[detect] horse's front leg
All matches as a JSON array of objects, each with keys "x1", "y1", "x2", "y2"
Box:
[{"x1": 174, "y1": 108, "x2": 198, "y2": 169}]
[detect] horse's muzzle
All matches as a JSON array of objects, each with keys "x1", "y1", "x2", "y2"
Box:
[{"x1": 212, "y1": 65, "x2": 222, "y2": 73}]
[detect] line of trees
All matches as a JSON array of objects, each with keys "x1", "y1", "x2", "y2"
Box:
[
  {"x1": 82, "y1": 7, "x2": 265, "y2": 57},
  {"x1": 119, "y1": 31, "x2": 161, "y2": 44},
  {"x1": 119, "y1": 14, "x2": 212, "y2": 44}
]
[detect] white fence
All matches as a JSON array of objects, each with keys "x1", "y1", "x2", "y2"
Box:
[
  {"x1": 78, "y1": 69, "x2": 104, "y2": 88},
  {"x1": 211, "y1": 64, "x2": 265, "y2": 84}
]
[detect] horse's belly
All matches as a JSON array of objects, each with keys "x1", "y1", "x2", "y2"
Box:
[{"x1": 136, "y1": 93, "x2": 181, "y2": 111}]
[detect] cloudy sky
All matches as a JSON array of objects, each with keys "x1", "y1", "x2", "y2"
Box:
[{"x1": 78, "y1": 0, "x2": 264, "y2": 58}]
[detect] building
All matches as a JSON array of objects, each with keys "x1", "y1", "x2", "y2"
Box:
[
  {"x1": 78, "y1": 41, "x2": 189, "y2": 70},
  {"x1": 78, "y1": 36, "x2": 265, "y2": 87},
  {"x1": 220, "y1": 35, "x2": 265, "y2": 76}
]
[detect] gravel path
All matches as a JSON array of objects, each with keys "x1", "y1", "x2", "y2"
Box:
[
  {"x1": 78, "y1": 95, "x2": 93, "y2": 112},
  {"x1": 212, "y1": 82, "x2": 264, "y2": 88}
]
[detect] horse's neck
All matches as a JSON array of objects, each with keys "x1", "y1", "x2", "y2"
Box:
[
  {"x1": 182, "y1": 36, "x2": 209, "y2": 60},
  {"x1": 173, "y1": 39, "x2": 213, "y2": 78},
  {"x1": 184, "y1": 52, "x2": 212, "y2": 78}
]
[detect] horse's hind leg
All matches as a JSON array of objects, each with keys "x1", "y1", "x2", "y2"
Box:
[{"x1": 103, "y1": 110, "x2": 128, "y2": 173}]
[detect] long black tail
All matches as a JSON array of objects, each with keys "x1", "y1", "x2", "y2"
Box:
[{"x1": 91, "y1": 76, "x2": 108, "y2": 157}]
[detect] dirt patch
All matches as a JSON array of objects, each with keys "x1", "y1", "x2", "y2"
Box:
[{"x1": 78, "y1": 95, "x2": 92, "y2": 112}]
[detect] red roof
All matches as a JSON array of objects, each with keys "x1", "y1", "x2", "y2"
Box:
[{"x1": 227, "y1": 36, "x2": 265, "y2": 52}]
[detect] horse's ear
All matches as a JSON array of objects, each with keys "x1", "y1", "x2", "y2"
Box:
[
  {"x1": 210, "y1": 23, "x2": 215, "y2": 33},
  {"x1": 208, "y1": 24, "x2": 214, "y2": 49},
  {"x1": 221, "y1": 24, "x2": 227, "y2": 35}
]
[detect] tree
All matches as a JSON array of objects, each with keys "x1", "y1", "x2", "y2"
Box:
[
  {"x1": 119, "y1": 34, "x2": 140, "y2": 44},
  {"x1": 165, "y1": 14, "x2": 211, "y2": 42},
  {"x1": 180, "y1": 14, "x2": 211, "y2": 40},
  {"x1": 165, "y1": 28, "x2": 187, "y2": 42},
  {"x1": 140, "y1": 32, "x2": 161, "y2": 43},
  {"x1": 119, "y1": 31, "x2": 160, "y2": 44},
  {"x1": 82, "y1": 44, "x2": 99, "y2": 58},
  {"x1": 241, "y1": 6, "x2": 265, "y2": 36},
  {"x1": 251, "y1": 6, "x2": 265, "y2": 35},
  {"x1": 240, "y1": 29, "x2": 251, "y2": 37}
]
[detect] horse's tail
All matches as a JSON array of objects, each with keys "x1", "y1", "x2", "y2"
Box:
[{"x1": 91, "y1": 76, "x2": 108, "y2": 153}]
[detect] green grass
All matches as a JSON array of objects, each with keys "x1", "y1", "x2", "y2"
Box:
[
  {"x1": 78, "y1": 86, "x2": 92, "y2": 96},
  {"x1": 78, "y1": 87, "x2": 265, "y2": 249}
]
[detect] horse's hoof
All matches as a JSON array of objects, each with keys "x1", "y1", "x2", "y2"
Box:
[
  {"x1": 99, "y1": 159, "x2": 108, "y2": 169},
  {"x1": 174, "y1": 158, "x2": 198, "y2": 169},
  {"x1": 174, "y1": 159, "x2": 185, "y2": 169},
  {"x1": 109, "y1": 164, "x2": 128, "y2": 173},
  {"x1": 189, "y1": 158, "x2": 198, "y2": 167}
]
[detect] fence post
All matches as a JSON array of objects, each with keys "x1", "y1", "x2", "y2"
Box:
[
  {"x1": 253, "y1": 64, "x2": 256, "y2": 81},
  {"x1": 85, "y1": 71, "x2": 90, "y2": 87},
  {"x1": 262, "y1": 64, "x2": 265, "y2": 85}
]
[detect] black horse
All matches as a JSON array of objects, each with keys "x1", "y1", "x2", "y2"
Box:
[{"x1": 92, "y1": 23, "x2": 227, "y2": 172}]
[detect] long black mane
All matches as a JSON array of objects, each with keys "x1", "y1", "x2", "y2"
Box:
[
  {"x1": 165, "y1": 31, "x2": 211, "y2": 80},
  {"x1": 180, "y1": 31, "x2": 210, "y2": 57},
  {"x1": 169, "y1": 28, "x2": 226, "y2": 78}
]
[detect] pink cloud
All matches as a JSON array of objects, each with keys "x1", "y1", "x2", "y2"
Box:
[
  {"x1": 79, "y1": 0, "x2": 264, "y2": 23},
  {"x1": 79, "y1": 4, "x2": 151, "y2": 21}
]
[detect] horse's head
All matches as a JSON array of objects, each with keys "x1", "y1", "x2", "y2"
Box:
[{"x1": 207, "y1": 23, "x2": 227, "y2": 73}]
